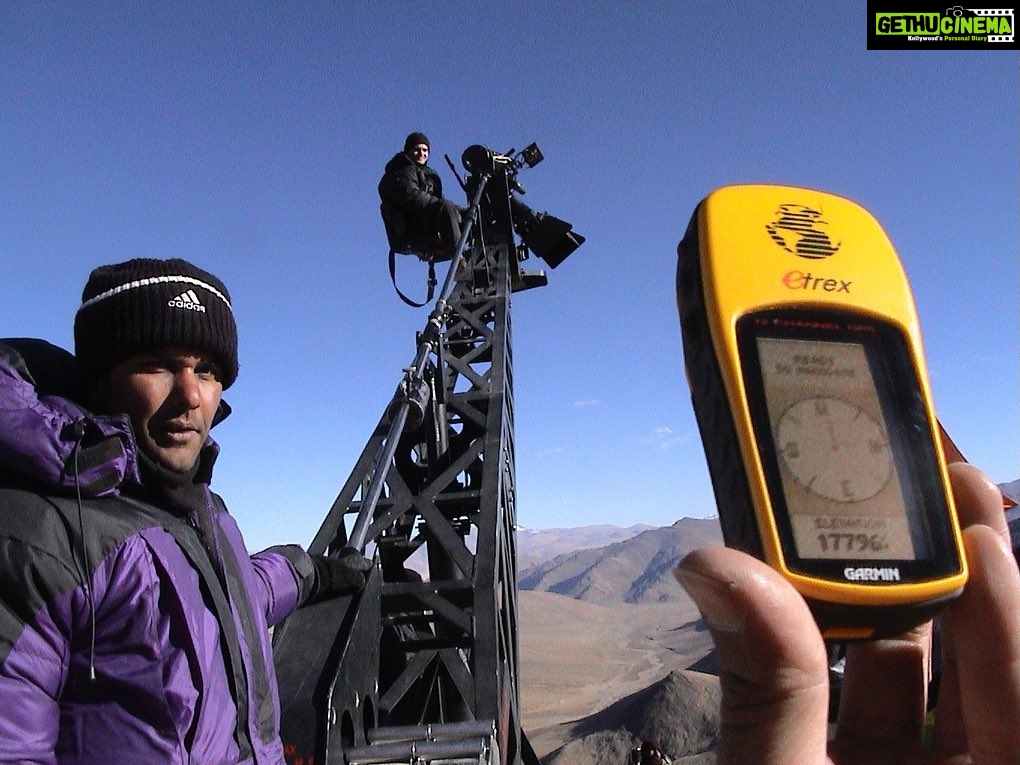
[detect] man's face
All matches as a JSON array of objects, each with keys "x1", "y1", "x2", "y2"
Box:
[
  {"x1": 409, "y1": 143, "x2": 429, "y2": 165},
  {"x1": 92, "y1": 347, "x2": 224, "y2": 473}
]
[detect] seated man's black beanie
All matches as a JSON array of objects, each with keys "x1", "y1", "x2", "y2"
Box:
[
  {"x1": 403, "y1": 131, "x2": 430, "y2": 153},
  {"x1": 74, "y1": 258, "x2": 239, "y2": 389}
]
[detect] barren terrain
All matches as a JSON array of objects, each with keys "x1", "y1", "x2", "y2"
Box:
[{"x1": 518, "y1": 590, "x2": 712, "y2": 758}]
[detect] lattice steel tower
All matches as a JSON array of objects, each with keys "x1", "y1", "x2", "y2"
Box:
[{"x1": 272, "y1": 143, "x2": 583, "y2": 765}]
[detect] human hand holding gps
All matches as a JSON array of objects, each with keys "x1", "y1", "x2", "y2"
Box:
[{"x1": 674, "y1": 461, "x2": 1020, "y2": 764}]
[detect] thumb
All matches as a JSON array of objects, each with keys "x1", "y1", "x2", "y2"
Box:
[{"x1": 675, "y1": 547, "x2": 830, "y2": 765}]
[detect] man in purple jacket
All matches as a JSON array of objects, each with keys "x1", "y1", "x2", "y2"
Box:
[{"x1": 0, "y1": 258, "x2": 369, "y2": 764}]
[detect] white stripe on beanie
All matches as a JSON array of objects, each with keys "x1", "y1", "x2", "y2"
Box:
[{"x1": 78, "y1": 274, "x2": 233, "y2": 313}]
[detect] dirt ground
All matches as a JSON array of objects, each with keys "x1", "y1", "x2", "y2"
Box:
[{"x1": 517, "y1": 590, "x2": 713, "y2": 759}]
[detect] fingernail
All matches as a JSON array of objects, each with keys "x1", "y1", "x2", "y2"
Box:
[{"x1": 674, "y1": 567, "x2": 746, "y2": 633}]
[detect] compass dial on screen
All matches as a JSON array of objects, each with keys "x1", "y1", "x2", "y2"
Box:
[{"x1": 777, "y1": 396, "x2": 892, "y2": 502}]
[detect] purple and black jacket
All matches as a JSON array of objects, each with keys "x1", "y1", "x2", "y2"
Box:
[{"x1": 0, "y1": 340, "x2": 313, "y2": 764}]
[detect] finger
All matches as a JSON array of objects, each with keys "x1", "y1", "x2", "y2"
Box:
[
  {"x1": 935, "y1": 522, "x2": 1020, "y2": 762},
  {"x1": 934, "y1": 462, "x2": 1020, "y2": 761},
  {"x1": 833, "y1": 625, "x2": 931, "y2": 747},
  {"x1": 675, "y1": 547, "x2": 830, "y2": 765},
  {"x1": 828, "y1": 464, "x2": 999, "y2": 754},
  {"x1": 947, "y1": 461, "x2": 1010, "y2": 540}
]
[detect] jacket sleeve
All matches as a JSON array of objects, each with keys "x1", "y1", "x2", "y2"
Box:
[
  {"x1": 0, "y1": 529, "x2": 77, "y2": 764},
  {"x1": 249, "y1": 545, "x2": 309, "y2": 627},
  {"x1": 0, "y1": 627, "x2": 64, "y2": 764}
]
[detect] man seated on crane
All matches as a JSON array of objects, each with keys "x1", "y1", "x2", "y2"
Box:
[{"x1": 378, "y1": 132, "x2": 465, "y2": 260}]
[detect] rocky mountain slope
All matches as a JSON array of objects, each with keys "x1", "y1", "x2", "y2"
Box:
[
  {"x1": 518, "y1": 589, "x2": 714, "y2": 762},
  {"x1": 544, "y1": 670, "x2": 721, "y2": 765},
  {"x1": 516, "y1": 519, "x2": 722, "y2": 762},
  {"x1": 517, "y1": 524, "x2": 653, "y2": 571},
  {"x1": 518, "y1": 518, "x2": 722, "y2": 604}
]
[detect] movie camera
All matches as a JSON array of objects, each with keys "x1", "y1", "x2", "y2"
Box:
[{"x1": 460, "y1": 142, "x2": 585, "y2": 269}]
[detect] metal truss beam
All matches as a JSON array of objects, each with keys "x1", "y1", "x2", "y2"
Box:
[{"x1": 273, "y1": 200, "x2": 532, "y2": 765}]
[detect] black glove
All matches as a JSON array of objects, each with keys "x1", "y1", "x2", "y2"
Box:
[{"x1": 306, "y1": 549, "x2": 374, "y2": 604}]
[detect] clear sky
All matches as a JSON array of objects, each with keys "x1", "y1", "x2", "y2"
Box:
[{"x1": 2, "y1": 2, "x2": 1016, "y2": 551}]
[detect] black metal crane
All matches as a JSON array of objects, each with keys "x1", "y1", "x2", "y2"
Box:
[{"x1": 272, "y1": 143, "x2": 583, "y2": 765}]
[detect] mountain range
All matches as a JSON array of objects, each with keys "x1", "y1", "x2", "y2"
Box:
[
  {"x1": 518, "y1": 518, "x2": 722, "y2": 604},
  {"x1": 518, "y1": 477, "x2": 1020, "y2": 601},
  {"x1": 516, "y1": 523, "x2": 654, "y2": 571}
]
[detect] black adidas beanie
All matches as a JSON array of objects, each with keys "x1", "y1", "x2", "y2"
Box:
[{"x1": 74, "y1": 258, "x2": 239, "y2": 389}]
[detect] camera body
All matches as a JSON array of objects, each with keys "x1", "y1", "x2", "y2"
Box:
[{"x1": 461, "y1": 143, "x2": 584, "y2": 270}]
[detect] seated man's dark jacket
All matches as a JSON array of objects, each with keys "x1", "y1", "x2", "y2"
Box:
[{"x1": 378, "y1": 151, "x2": 448, "y2": 249}]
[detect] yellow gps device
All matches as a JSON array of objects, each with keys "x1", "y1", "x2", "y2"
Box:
[{"x1": 676, "y1": 184, "x2": 968, "y2": 640}]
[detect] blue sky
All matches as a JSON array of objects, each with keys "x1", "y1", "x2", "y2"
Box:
[{"x1": 2, "y1": 3, "x2": 1016, "y2": 551}]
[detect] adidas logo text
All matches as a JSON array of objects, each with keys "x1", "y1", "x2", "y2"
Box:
[{"x1": 169, "y1": 290, "x2": 206, "y2": 313}]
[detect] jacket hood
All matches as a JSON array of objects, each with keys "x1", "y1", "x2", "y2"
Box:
[
  {"x1": 384, "y1": 151, "x2": 419, "y2": 174},
  {"x1": 0, "y1": 338, "x2": 225, "y2": 497}
]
